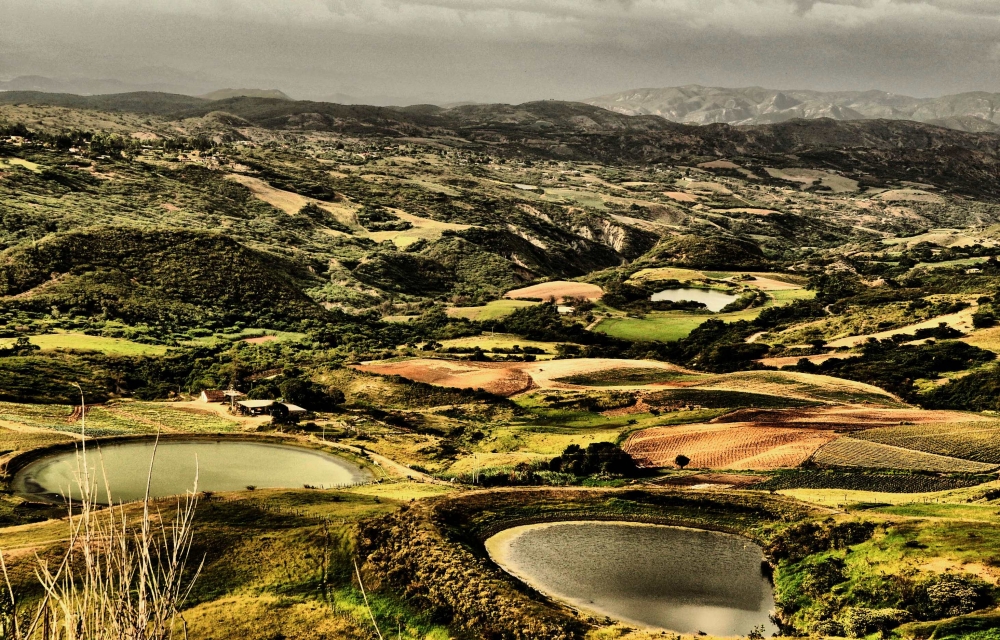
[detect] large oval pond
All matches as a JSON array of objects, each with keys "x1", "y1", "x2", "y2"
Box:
[
  {"x1": 650, "y1": 287, "x2": 738, "y2": 312},
  {"x1": 486, "y1": 521, "x2": 777, "y2": 637},
  {"x1": 13, "y1": 440, "x2": 370, "y2": 503}
]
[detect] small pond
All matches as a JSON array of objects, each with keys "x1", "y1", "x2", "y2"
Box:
[
  {"x1": 650, "y1": 287, "x2": 739, "y2": 312},
  {"x1": 13, "y1": 440, "x2": 369, "y2": 503},
  {"x1": 486, "y1": 521, "x2": 777, "y2": 637}
]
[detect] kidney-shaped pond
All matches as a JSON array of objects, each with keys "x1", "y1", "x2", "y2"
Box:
[
  {"x1": 13, "y1": 439, "x2": 370, "y2": 503},
  {"x1": 650, "y1": 287, "x2": 739, "y2": 312},
  {"x1": 486, "y1": 521, "x2": 777, "y2": 637}
]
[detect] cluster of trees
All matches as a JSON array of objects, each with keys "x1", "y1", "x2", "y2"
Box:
[
  {"x1": 548, "y1": 442, "x2": 639, "y2": 477},
  {"x1": 245, "y1": 374, "x2": 345, "y2": 411},
  {"x1": 0, "y1": 336, "x2": 39, "y2": 357},
  {"x1": 768, "y1": 519, "x2": 995, "y2": 637},
  {"x1": 794, "y1": 338, "x2": 995, "y2": 400},
  {"x1": 356, "y1": 206, "x2": 413, "y2": 232}
]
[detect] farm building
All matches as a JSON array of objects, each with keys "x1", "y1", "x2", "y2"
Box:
[
  {"x1": 200, "y1": 389, "x2": 245, "y2": 403},
  {"x1": 235, "y1": 399, "x2": 308, "y2": 421}
]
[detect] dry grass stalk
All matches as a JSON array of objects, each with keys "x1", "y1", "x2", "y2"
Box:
[{"x1": 1, "y1": 385, "x2": 203, "y2": 640}]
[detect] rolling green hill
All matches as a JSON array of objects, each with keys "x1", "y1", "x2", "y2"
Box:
[{"x1": 0, "y1": 227, "x2": 327, "y2": 329}]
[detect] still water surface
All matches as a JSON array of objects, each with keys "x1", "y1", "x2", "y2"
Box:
[
  {"x1": 14, "y1": 440, "x2": 368, "y2": 502},
  {"x1": 487, "y1": 521, "x2": 777, "y2": 637},
  {"x1": 650, "y1": 287, "x2": 738, "y2": 312}
]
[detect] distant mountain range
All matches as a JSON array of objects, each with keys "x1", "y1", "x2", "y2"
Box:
[
  {"x1": 199, "y1": 88, "x2": 291, "y2": 101},
  {"x1": 5, "y1": 90, "x2": 1000, "y2": 198},
  {"x1": 586, "y1": 85, "x2": 1000, "y2": 133},
  {"x1": 0, "y1": 75, "x2": 291, "y2": 102}
]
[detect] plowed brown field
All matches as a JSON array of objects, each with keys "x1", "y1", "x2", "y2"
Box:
[
  {"x1": 504, "y1": 281, "x2": 603, "y2": 301},
  {"x1": 623, "y1": 423, "x2": 837, "y2": 470}
]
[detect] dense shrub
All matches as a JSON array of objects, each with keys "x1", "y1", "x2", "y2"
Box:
[
  {"x1": 841, "y1": 607, "x2": 911, "y2": 638},
  {"x1": 766, "y1": 519, "x2": 877, "y2": 564},
  {"x1": 549, "y1": 442, "x2": 639, "y2": 477},
  {"x1": 795, "y1": 338, "x2": 995, "y2": 400}
]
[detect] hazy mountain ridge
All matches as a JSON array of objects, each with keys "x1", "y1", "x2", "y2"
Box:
[
  {"x1": 6, "y1": 90, "x2": 1000, "y2": 197},
  {"x1": 199, "y1": 88, "x2": 292, "y2": 101},
  {"x1": 586, "y1": 85, "x2": 1000, "y2": 132}
]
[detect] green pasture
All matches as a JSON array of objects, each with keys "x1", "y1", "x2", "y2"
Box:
[
  {"x1": 3, "y1": 332, "x2": 170, "y2": 356},
  {"x1": 446, "y1": 299, "x2": 538, "y2": 321}
]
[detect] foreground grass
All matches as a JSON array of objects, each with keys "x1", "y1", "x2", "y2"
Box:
[
  {"x1": 780, "y1": 479, "x2": 1000, "y2": 509},
  {"x1": 1, "y1": 488, "x2": 453, "y2": 640}
]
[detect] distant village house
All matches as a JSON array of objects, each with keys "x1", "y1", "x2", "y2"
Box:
[{"x1": 199, "y1": 389, "x2": 246, "y2": 403}]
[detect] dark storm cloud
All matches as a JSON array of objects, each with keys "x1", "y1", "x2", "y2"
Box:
[{"x1": 1, "y1": 0, "x2": 999, "y2": 103}]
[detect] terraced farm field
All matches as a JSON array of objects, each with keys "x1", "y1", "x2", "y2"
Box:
[
  {"x1": 104, "y1": 402, "x2": 240, "y2": 433},
  {"x1": 811, "y1": 437, "x2": 997, "y2": 473},
  {"x1": 853, "y1": 420, "x2": 1000, "y2": 464},
  {"x1": 623, "y1": 423, "x2": 837, "y2": 470}
]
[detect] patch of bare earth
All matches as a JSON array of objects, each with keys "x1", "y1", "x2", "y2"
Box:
[
  {"x1": 504, "y1": 281, "x2": 603, "y2": 302},
  {"x1": 663, "y1": 191, "x2": 698, "y2": 202},
  {"x1": 353, "y1": 358, "x2": 687, "y2": 396},
  {"x1": 353, "y1": 359, "x2": 534, "y2": 397},
  {"x1": 755, "y1": 353, "x2": 851, "y2": 368}
]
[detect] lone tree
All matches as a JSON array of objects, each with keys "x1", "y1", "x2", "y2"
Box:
[{"x1": 675, "y1": 454, "x2": 691, "y2": 470}]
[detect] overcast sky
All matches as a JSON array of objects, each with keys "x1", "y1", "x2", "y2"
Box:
[{"x1": 1, "y1": 0, "x2": 1000, "y2": 104}]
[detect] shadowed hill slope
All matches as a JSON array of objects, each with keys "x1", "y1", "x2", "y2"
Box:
[{"x1": 0, "y1": 227, "x2": 327, "y2": 329}]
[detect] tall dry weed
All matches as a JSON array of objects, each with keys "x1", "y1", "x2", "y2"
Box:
[{"x1": 1, "y1": 386, "x2": 202, "y2": 640}]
